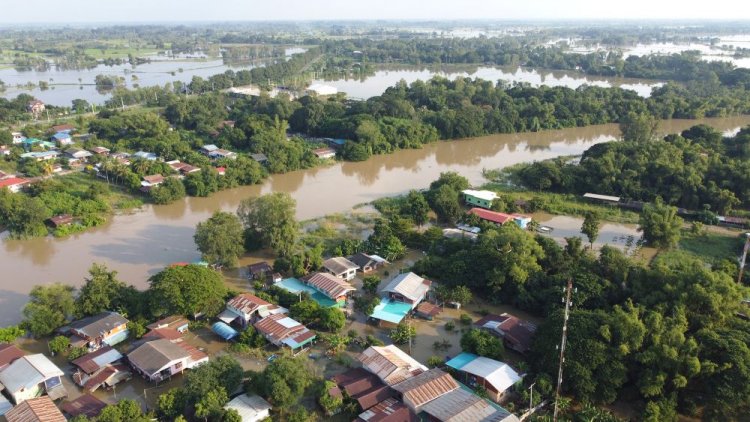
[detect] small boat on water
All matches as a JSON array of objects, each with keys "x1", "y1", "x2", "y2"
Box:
[{"x1": 536, "y1": 225, "x2": 553, "y2": 233}]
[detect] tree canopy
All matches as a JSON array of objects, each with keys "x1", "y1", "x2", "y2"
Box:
[{"x1": 147, "y1": 265, "x2": 227, "y2": 318}]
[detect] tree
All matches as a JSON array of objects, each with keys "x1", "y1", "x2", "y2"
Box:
[
  {"x1": 318, "y1": 380, "x2": 343, "y2": 416},
  {"x1": 223, "y1": 409, "x2": 242, "y2": 422},
  {"x1": 620, "y1": 111, "x2": 659, "y2": 142},
  {"x1": 194, "y1": 211, "x2": 245, "y2": 268},
  {"x1": 367, "y1": 219, "x2": 406, "y2": 261},
  {"x1": 75, "y1": 263, "x2": 131, "y2": 318},
  {"x1": 639, "y1": 198, "x2": 683, "y2": 249},
  {"x1": 48, "y1": 336, "x2": 70, "y2": 355},
  {"x1": 460, "y1": 329, "x2": 505, "y2": 360},
  {"x1": 149, "y1": 177, "x2": 186, "y2": 205},
  {"x1": 362, "y1": 275, "x2": 381, "y2": 295},
  {"x1": 127, "y1": 321, "x2": 146, "y2": 339},
  {"x1": 0, "y1": 130, "x2": 12, "y2": 146},
  {"x1": 237, "y1": 192, "x2": 299, "y2": 257},
  {"x1": 22, "y1": 283, "x2": 75, "y2": 337},
  {"x1": 317, "y1": 307, "x2": 346, "y2": 332},
  {"x1": 581, "y1": 212, "x2": 601, "y2": 250},
  {"x1": 404, "y1": 190, "x2": 430, "y2": 226},
  {"x1": 183, "y1": 355, "x2": 244, "y2": 403},
  {"x1": 390, "y1": 321, "x2": 416, "y2": 345},
  {"x1": 195, "y1": 387, "x2": 229, "y2": 422},
  {"x1": 255, "y1": 356, "x2": 313, "y2": 414},
  {"x1": 148, "y1": 265, "x2": 227, "y2": 318},
  {"x1": 96, "y1": 399, "x2": 150, "y2": 422},
  {"x1": 0, "y1": 326, "x2": 24, "y2": 343},
  {"x1": 290, "y1": 299, "x2": 321, "y2": 324},
  {"x1": 430, "y1": 184, "x2": 463, "y2": 224}
]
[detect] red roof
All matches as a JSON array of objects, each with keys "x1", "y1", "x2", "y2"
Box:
[
  {"x1": 0, "y1": 344, "x2": 25, "y2": 370},
  {"x1": 227, "y1": 293, "x2": 273, "y2": 315},
  {"x1": 468, "y1": 208, "x2": 530, "y2": 225},
  {"x1": 61, "y1": 394, "x2": 107, "y2": 418},
  {"x1": 475, "y1": 313, "x2": 537, "y2": 353},
  {"x1": 0, "y1": 177, "x2": 30, "y2": 188},
  {"x1": 143, "y1": 328, "x2": 183, "y2": 341},
  {"x1": 71, "y1": 345, "x2": 121, "y2": 374}
]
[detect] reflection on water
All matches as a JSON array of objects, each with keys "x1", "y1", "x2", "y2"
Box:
[
  {"x1": 1, "y1": 115, "x2": 749, "y2": 325},
  {"x1": 315, "y1": 65, "x2": 663, "y2": 99}
]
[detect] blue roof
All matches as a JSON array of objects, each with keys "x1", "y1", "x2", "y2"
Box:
[
  {"x1": 275, "y1": 278, "x2": 339, "y2": 308},
  {"x1": 212, "y1": 321, "x2": 239, "y2": 341},
  {"x1": 369, "y1": 298, "x2": 412, "y2": 324},
  {"x1": 446, "y1": 352, "x2": 479, "y2": 370},
  {"x1": 52, "y1": 132, "x2": 71, "y2": 140}
]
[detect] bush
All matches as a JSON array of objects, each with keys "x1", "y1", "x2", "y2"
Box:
[
  {"x1": 459, "y1": 313, "x2": 473, "y2": 325},
  {"x1": 445, "y1": 320, "x2": 455, "y2": 331},
  {"x1": 68, "y1": 346, "x2": 88, "y2": 361},
  {"x1": 427, "y1": 355, "x2": 444, "y2": 368},
  {"x1": 48, "y1": 335, "x2": 70, "y2": 355}
]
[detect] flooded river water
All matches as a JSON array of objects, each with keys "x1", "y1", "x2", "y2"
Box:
[{"x1": 1, "y1": 115, "x2": 749, "y2": 325}]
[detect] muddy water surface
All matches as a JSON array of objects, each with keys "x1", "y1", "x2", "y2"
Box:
[{"x1": 1, "y1": 116, "x2": 749, "y2": 325}]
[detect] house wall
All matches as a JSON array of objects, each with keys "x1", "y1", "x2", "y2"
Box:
[
  {"x1": 465, "y1": 195, "x2": 493, "y2": 209},
  {"x1": 10, "y1": 383, "x2": 42, "y2": 404},
  {"x1": 387, "y1": 293, "x2": 416, "y2": 305}
]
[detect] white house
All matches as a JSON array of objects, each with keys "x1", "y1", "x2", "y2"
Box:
[
  {"x1": 0, "y1": 354, "x2": 67, "y2": 404},
  {"x1": 224, "y1": 394, "x2": 272, "y2": 422},
  {"x1": 127, "y1": 339, "x2": 208, "y2": 382},
  {"x1": 322, "y1": 257, "x2": 360, "y2": 281}
]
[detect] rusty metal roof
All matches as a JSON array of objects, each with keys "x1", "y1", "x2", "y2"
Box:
[
  {"x1": 391, "y1": 368, "x2": 459, "y2": 409},
  {"x1": 227, "y1": 293, "x2": 273, "y2": 315},
  {"x1": 5, "y1": 397, "x2": 66, "y2": 422},
  {"x1": 306, "y1": 272, "x2": 356, "y2": 299},
  {"x1": 358, "y1": 345, "x2": 427, "y2": 386}
]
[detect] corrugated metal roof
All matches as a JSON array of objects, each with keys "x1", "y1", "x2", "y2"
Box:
[
  {"x1": 0, "y1": 354, "x2": 63, "y2": 393},
  {"x1": 322, "y1": 257, "x2": 360, "y2": 275},
  {"x1": 68, "y1": 312, "x2": 129, "y2": 340},
  {"x1": 420, "y1": 388, "x2": 495, "y2": 422},
  {"x1": 5, "y1": 396, "x2": 66, "y2": 422},
  {"x1": 254, "y1": 314, "x2": 310, "y2": 347},
  {"x1": 382, "y1": 272, "x2": 431, "y2": 303},
  {"x1": 227, "y1": 293, "x2": 273, "y2": 316},
  {"x1": 306, "y1": 272, "x2": 356, "y2": 299},
  {"x1": 0, "y1": 344, "x2": 25, "y2": 370},
  {"x1": 357, "y1": 398, "x2": 416, "y2": 422},
  {"x1": 455, "y1": 357, "x2": 521, "y2": 394},
  {"x1": 71, "y1": 346, "x2": 123, "y2": 375},
  {"x1": 127, "y1": 339, "x2": 189, "y2": 375},
  {"x1": 224, "y1": 394, "x2": 272, "y2": 421},
  {"x1": 359, "y1": 345, "x2": 427, "y2": 386},
  {"x1": 391, "y1": 369, "x2": 459, "y2": 409}
]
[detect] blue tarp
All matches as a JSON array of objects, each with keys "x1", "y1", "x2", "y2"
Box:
[{"x1": 212, "y1": 321, "x2": 239, "y2": 341}]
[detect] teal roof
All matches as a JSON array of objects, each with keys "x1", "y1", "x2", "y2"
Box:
[
  {"x1": 446, "y1": 352, "x2": 479, "y2": 370},
  {"x1": 369, "y1": 298, "x2": 412, "y2": 324},
  {"x1": 275, "y1": 278, "x2": 339, "y2": 308}
]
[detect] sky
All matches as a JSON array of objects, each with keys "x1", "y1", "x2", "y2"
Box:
[{"x1": 1, "y1": 0, "x2": 750, "y2": 23}]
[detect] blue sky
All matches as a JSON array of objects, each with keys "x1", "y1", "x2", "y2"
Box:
[{"x1": 1, "y1": 0, "x2": 749, "y2": 23}]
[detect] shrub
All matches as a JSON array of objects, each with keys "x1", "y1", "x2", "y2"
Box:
[
  {"x1": 459, "y1": 313, "x2": 473, "y2": 325},
  {"x1": 445, "y1": 320, "x2": 456, "y2": 331}
]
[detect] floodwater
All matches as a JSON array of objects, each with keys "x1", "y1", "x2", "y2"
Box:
[
  {"x1": 1, "y1": 115, "x2": 749, "y2": 325},
  {"x1": 314, "y1": 66, "x2": 662, "y2": 99}
]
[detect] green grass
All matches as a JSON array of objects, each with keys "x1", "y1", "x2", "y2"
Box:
[{"x1": 677, "y1": 230, "x2": 743, "y2": 264}]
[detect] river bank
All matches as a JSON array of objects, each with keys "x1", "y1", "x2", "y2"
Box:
[{"x1": 1, "y1": 115, "x2": 749, "y2": 326}]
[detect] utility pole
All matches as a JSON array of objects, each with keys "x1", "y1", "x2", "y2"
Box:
[
  {"x1": 408, "y1": 318, "x2": 412, "y2": 355},
  {"x1": 553, "y1": 279, "x2": 573, "y2": 422},
  {"x1": 528, "y1": 382, "x2": 536, "y2": 414},
  {"x1": 738, "y1": 233, "x2": 750, "y2": 284}
]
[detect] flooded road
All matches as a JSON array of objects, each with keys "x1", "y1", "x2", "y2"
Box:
[{"x1": 1, "y1": 115, "x2": 749, "y2": 325}]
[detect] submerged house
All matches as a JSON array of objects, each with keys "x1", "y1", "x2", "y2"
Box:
[
  {"x1": 0, "y1": 344, "x2": 25, "y2": 372},
  {"x1": 219, "y1": 293, "x2": 287, "y2": 327},
  {"x1": 127, "y1": 339, "x2": 208, "y2": 382},
  {"x1": 420, "y1": 387, "x2": 519, "y2": 422},
  {"x1": 147, "y1": 315, "x2": 190, "y2": 334},
  {"x1": 370, "y1": 272, "x2": 431, "y2": 327},
  {"x1": 358, "y1": 345, "x2": 427, "y2": 386},
  {"x1": 390, "y1": 368, "x2": 459, "y2": 414},
  {"x1": 475, "y1": 313, "x2": 537, "y2": 354},
  {"x1": 0, "y1": 354, "x2": 67, "y2": 404},
  {"x1": 331, "y1": 367, "x2": 398, "y2": 413},
  {"x1": 253, "y1": 314, "x2": 316, "y2": 352},
  {"x1": 322, "y1": 257, "x2": 360, "y2": 281},
  {"x1": 304, "y1": 272, "x2": 357, "y2": 306},
  {"x1": 67, "y1": 312, "x2": 129, "y2": 351},
  {"x1": 223, "y1": 394, "x2": 272, "y2": 422},
  {"x1": 5, "y1": 396, "x2": 66, "y2": 422},
  {"x1": 446, "y1": 353, "x2": 521, "y2": 403},
  {"x1": 70, "y1": 346, "x2": 130, "y2": 392},
  {"x1": 348, "y1": 253, "x2": 388, "y2": 274}
]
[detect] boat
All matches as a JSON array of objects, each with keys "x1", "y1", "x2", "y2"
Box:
[{"x1": 536, "y1": 225, "x2": 553, "y2": 233}]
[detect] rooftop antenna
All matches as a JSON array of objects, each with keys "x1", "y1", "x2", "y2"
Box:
[{"x1": 553, "y1": 279, "x2": 574, "y2": 422}]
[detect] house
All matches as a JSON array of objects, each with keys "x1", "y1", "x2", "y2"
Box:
[
  {"x1": 414, "y1": 302, "x2": 442, "y2": 320},
  {"x1": 250, "y1": 153, "x2": 268, "y2": 164},
  {"x1": 474, "y1": 313, "x2": 537, "y2": 354},
  {"x1": 68, "y1": 312, "x2": 129, "y2": 350},
  {"x1": 0, "y1": 177, "x2": 31, "y2": 193},
  {"x1": 20, "y1": 151, "x2": 59, "y2": 161},
  {"x1": 219, "y1": 293, "x2": 287, "y2": 327},
  {"x1": 381, "y1": 272, "x2": 432, "y2": 309},
  {"x1": 446, "y1": 353, "x2": 521, "y2": 403},
  {"x1": 349, "y1": 253, "x2": 388, "y2": 274},
  {"x1": 358, "y1": 345, "x2": 427, "y2": 386},
  {"x1": 324, "y1": 138, "x2": 347, "y2": 149},
  {"x1": 12, "y1": 132, "x2": 25, "y2": 144},
  {"x1": 27, "y1": 100, "x2": 45, "y2": 118},
  {"x1": 200, "y1": 144, "x2": 219, "y2": 155},
  {"x1": 209, "y1": 148, "x2": 237, "y2": 160},
  {"x1": 312, "y1": 147, "x2": 336, "y2": 159},
  {"x1": 147, "y1": 315, "x2": 190, "y2": 333},
  {"x1": 51, "y1": 124, "x2": 74, "y2": 133},
  {"x1": 331, "y1": 367, "x2": 397, "y2": 412},
  {"x1": 47, "y1": 214, "x2": 74, "y2": 228},
  {"x1": 322, "y1": 257, "x2": 360, "y2": 281},
  {"x1": 390, "y1": 368, "x2": 459, "y2": 413},
  {"x1": 355, "y1": 397, "x2": 417, "y2": 422},
  {"x1": 0, "y1": 344, "x2": 25, "y2": 371},
  {"x1": 89, "y1": 146, "x2": 110, "y2": 156},
  {"x1": 167, "y1": 160, "x2": 201, "y2": 176},
  {"x1": 468, "y1": 208, "x2": 532, "y2": 229},
  {"x1": 132, "y1": 151, "x2": 157, "y2": 161},
  {"x1": 248, "y1": 261, "x2": 273, "y2": 280},
  {"x1": 127, "y1": 338, "x2": 208, "y2": 382},
  {"x1": 0, "y1": 354, "x2": 67, "y2": 403},
  {"x1": 5, "y1": 396, "x2": 65, "y2": 422},
  {"x1": 420, "y1": 387, "x2": 520, "y2": 422},
  {"x1": 216, "y1": 166, "x2": 226, "y2": 176},
  {"x1": 65, "y1": 148, "x2": 92, "y2": 163},
  {"x1": 305, "y1": 272, "x2": 357, "y2": 305},
  {"x1": 253, "y1": 314, "x2": 316, "y2": 352},
  {"x1": 61, "y1": 394, "x2": 107, "y2": 419},
  {"x1": 144, "y1": 327, "x2": 185, "y2": 342},
  {"x1": 141, "y1": 174, "x2": 165, "y2": 189},
  {"x1": 0, "y1": 145, "x2": 10, "y2": 156},
  {"x1": 71, "y1": 346, "x2": 133, "y2": 393},
  {"x1": 306, "y1": 83, "x2": 338, "y2": 96},
  {"x1": 218, "y1": 120, "x2": 236, "y2": 129},
  {"x1": 51, "y1": 132, "x2": 73, "y2": 146},
  {"x1": 462, "y1": 189, "x2": 498, "y2": 209},
  {"x1": 224, "y1": 394, "x2": 272, "y2": 422},
  {"x1": 110, "y1": 152, "x2": 131, "y2": 165}
]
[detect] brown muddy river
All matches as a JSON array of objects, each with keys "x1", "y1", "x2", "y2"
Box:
[{"x1": 1, "y1": 115, "x2": 749, "y2": 325}]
